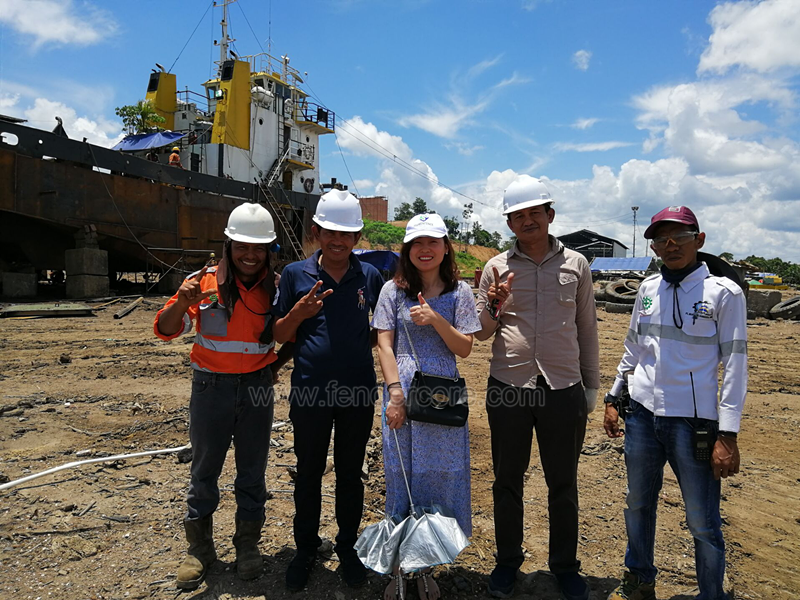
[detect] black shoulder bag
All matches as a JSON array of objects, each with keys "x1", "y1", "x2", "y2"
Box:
[{"x1": 396, "y1": 287, "x2": 469, "y2": 427}]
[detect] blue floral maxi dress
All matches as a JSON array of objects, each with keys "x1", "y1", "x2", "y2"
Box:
[{"x1": 371, "y1": 280, "x2": 481, "y2": 536}]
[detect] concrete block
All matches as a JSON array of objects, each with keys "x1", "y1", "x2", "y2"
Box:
[
  {"x1": 158, "y1": 273, "x2": 184, "y2": 295},
  {"x1": 747, "y1": 289, "x2": 782, "y2": 318},
  {"x1": 65, "y1": 248, "x2": 108, "y2": 277},
  {"x1": 2, "y1": 272, "x2": 38, "y2": 298},
  {"x1": 66, "y1": 275, "x2": 109, "y2": 299}
]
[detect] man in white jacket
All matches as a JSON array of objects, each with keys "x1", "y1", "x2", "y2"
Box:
[{"x1": 604, "y1": 206, "x2": 746, "y2": 600}]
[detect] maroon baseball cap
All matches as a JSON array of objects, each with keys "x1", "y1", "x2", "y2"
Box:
[{"x1": 644, "y1": 206, "x2": 699, "y2": 239}]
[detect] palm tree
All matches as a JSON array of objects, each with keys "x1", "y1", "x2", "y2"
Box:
[{"x1": 114, "y1": 100, "x2": 166, "y2": 135}]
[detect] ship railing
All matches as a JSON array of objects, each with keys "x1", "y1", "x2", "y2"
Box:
[
  {"x1": 243, "y1": 52, "x2": 303, "y2": 84},
  {"x1": 288, "y1": 140, "x2": 314, "y2": 165},
  {"x1": 294, "y1": 102, "x2": 335, "y2": 131},
  {"x1": 176, "y1": 89, "x2": 212, "y2": 115}
]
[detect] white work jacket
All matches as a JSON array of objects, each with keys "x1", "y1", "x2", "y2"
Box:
[{"x1": 610, "y1": 263, "x2": 747, "y2": 432}]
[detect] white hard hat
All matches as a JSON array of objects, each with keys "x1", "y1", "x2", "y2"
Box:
[
  {"x1": 224, "y1": 203, "x2": 277, "y2": 243},
  {"x1": 312, "y1": 189, "x2": 363, "y2": 232},
  {"x1": 502, "y1": 175, "x2": 554, "y2": 215},
  {"x1": 404, "y1": 213, "x2": 448, "y2": 243}
]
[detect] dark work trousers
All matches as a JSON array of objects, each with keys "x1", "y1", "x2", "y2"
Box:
[
  {"x1": 485, "y1": 375, "x2": 587, "y2": 573},
  {"x1": 186, "y1": 367, "x2": 274, "y2": 522},
  {"x1": 289, "y1": 395, "x2": 375, "y2": 556}
]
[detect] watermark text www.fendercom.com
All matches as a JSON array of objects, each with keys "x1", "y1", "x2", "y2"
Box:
[{"x1": 248, "y1": 382, "x2": 550, "y2": 408}]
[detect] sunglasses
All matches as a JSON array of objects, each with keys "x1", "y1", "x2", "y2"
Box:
[{"x1": 650, "y1": 231, "x2": 697, "y2": 250}]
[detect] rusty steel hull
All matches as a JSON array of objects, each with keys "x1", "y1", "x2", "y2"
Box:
[{"x1": 0, "y1": 120, "x2": 318, "y2": 273}]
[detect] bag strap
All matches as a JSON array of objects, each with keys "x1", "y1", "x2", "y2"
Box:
[{"x1": 396, "y1": 286, "x2": 423, "y2": 373}]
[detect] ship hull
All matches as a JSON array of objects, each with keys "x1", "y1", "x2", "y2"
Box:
[{"x1": 0, "y1": 121, "x2": 318, "y2": 276}]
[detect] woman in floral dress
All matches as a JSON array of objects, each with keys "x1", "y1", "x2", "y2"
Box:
[{"x1": 372, "y1": 214, "x2": 481, "y2": 600}]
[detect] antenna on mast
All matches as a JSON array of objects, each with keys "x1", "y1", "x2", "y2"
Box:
[{"x1": 631, "y1": 206, "x2": 639, "y2": 257}]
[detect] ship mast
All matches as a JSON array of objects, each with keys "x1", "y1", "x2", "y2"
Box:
[{"x1": 216, "y1": 0, "x2": 236, "y2": 72}]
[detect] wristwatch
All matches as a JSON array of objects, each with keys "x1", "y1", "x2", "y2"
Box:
[
  {"x1": 718, "y1": 431, "x2": 738, "y2": 440},
  {"x1": 604, "y1": 393, "x2": 619, "y2": 408}
]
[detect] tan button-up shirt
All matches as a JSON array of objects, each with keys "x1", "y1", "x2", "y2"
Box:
[{"x1": 476, "y1": 237, "x2": 600, "y2": 390}]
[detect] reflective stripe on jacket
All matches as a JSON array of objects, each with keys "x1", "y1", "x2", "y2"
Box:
[
  {"x1": 610, "y1": 263, "x2": 747, "y2": 432},
  {"x1": 154, "y1": 266, "x2": 277, "y2": 374}
]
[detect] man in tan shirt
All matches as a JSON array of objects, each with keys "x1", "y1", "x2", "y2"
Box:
[{"x1": 477, "y1": 176, "x2": 600, "y2": 600}]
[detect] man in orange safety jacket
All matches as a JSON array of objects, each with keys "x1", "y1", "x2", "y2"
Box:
[{"x1": 155, "y1": 203, "x2": 284, "y2": 589}]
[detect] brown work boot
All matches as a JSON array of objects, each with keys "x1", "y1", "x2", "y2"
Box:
[
  {"x1": 607, "y1": 571, "x2": 656, "y2": 600},
  {"x1": 176, "y1": 516, "x2": 217, "y2": 590},
  {"x1": 233, "y1": 517, "x2": 265, "y2": 580}
]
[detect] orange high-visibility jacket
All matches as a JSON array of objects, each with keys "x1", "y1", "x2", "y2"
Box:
[
  {"x1": 169, "y1": 152, "x2": 182, "y2": 167},
  {"x1": 154, "y1": 266, "x2": 277, "y2": 374}
]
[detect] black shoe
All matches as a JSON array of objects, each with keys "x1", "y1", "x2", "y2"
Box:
[
  {"x1": 554, "y1": 571, "x2": 589, "y2": 600},
  {"x1": 338, "y1": 550, "x2": 367, "y2": 588},
  {"x1": 285, "y1": 552, "x2": 315, "y2": 592},
  {"x1": 488, "y1": 565, "x2": 518, "y2": 598}
]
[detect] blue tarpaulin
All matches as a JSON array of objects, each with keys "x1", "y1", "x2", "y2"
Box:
[
  {"x1": 590, "y1": 257, "x2": 654, "y2": 272},
  {"x1": 353, "y1": 249, "x2": 400, "y2": 276},
  {"x1": 111, "y1": 131, "x2": 187, "y2": 152}
]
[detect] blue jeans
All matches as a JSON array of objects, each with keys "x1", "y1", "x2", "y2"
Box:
[{"x1": 623, "y1": 401, "x2": 728, "y2": 600}]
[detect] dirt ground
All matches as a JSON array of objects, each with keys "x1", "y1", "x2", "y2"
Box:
[{"x1": 1, "y1": 296, "x2": 799, "y2": 600}]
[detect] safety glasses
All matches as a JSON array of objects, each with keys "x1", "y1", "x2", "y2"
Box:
[{"x1": 650, "y1": 231, "x2": 697, "y2": 250}]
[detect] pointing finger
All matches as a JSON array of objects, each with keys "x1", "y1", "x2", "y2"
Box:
[
  {"x1": 506, "y1": 272, "x2": 515, "y2": 291},
  {"x1": 194, "y1": 266, "x2": 208, "y2": 281},
  {"x1": 317, "y1": 288, "x2": 334, "y2": 300},
  {"x1": 417, "y1": 292, "x2": 427, "y2": 306},
  {"x1": 492, "y1": 266, "x2": 500, "y2": 284},
  {"x1": 200, "y1": 288, "x2": 218, "y2": 299}
]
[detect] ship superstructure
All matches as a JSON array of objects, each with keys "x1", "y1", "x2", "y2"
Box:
[{"x1": 0, "y1": 0, "x2": 336, "y2": 297}]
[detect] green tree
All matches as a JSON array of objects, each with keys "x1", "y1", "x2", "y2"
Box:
[
  {"x1": 114, "y1": 100, "x2": 166, "y2": 135},
  {"x1": 393, "y1": 202, "x2": 414, "y2": 221},
  {"x1": 361, "y1": 219, "x2": 405, "y2": 249},
  {"x1": 412, "y1": 197, "x2": 431, "y2": 215},
  {"x1": 718, "y1": 251, "x2": 734, "y2": 262},
  {"x1": 443, "y1": 216, "x2": 460, "y2": 240}
]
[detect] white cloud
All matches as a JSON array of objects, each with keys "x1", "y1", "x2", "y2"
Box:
[
  {"x1": 22, "y1": 98, "x2": 122, "y2": 148},
  {"x1": 398, "y1": 57, "x2": 528, "y2": 139},
  {"x1": 698, "y1": 0, "x2": 800, "y2": 74},
  {"x1": 522, "y1": 0, "x2": 552, "y2": 11},
  {"x1": 0, "y1": 0, "x2": 118, "y2": 48},
  {"x1": 398, "y1": 100, "x2": 489, "y2": 139},
  {"x1": 554, "y1": 141, "x2": 636, "y2": 152},
  {"x1": 572, "y1": 50, "x2": 592, "y2": 71},
  {"x1": 571, "y1": 118, "x2": 600, "y2": 130},
  {"x1": 0, "y1": 93, "x2": 20, "y2": 110},
  {"x1": 444, "y1": 142, "x2": 484, "y2": 156},
  {"x1": 632, "y1": 76, "x2": 797, "y2": 175}
]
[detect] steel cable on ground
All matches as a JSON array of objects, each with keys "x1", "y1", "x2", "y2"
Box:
[{"x1": 168, "y1": 1, "x2": 214, "y2": 74}]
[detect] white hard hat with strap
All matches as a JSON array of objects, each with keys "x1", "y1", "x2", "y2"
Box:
[{"x1": 224, "y1": 203, "x2": 277, "y2": 243}]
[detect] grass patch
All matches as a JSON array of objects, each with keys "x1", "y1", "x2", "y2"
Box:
[{"x1": 455, "y1": 251, "x2": 485, "y2": 274}]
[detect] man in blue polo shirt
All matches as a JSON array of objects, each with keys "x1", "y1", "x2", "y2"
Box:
[{"x1": 273, "y1": 189, "x2": 383, "y2": 592}]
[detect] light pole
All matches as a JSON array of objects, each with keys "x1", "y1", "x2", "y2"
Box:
[{"x1": 631, "y1": 206, "x2": 639, "y2": 257}]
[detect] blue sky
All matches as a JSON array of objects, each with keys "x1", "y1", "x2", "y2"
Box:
[{"x1": 2, "y1": 0, "x2": 800, "y2": 261}]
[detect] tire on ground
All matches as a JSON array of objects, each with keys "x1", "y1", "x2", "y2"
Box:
[
  {"x1": 606, "y1": 302, "x2": 634, "y2": 314},
  {"x1": 768, "y1": 296, "x2": 800, "y2": 320},
  {"x1": 605, "y1": 280, "x2": 638, "y2": 304},
  {"x1": 595, "y1": 300, "x2": 606, "y2": 309}
]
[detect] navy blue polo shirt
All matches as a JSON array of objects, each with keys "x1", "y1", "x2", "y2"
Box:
[{"x1": 273, "y1": 250, "x2": 383, "y2": 398}]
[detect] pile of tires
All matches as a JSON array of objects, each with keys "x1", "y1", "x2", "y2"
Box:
[
  {"x1": 604, "y1": 279, "x2": 639, "y2": 314},
  {"x1": 768, "y1": 296, "x2": 800, "y2": 320},
  {"x1": 594, "y1": 280, "x2": 612, "y2": 302}
]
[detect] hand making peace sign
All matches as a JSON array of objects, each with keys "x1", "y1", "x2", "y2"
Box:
[
  {"x1": 291, "y1": 280, "x2": 334, "y2": 320},
  {"x1": 176, "y1": 266, "x2": 217, "y2": 309}
]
